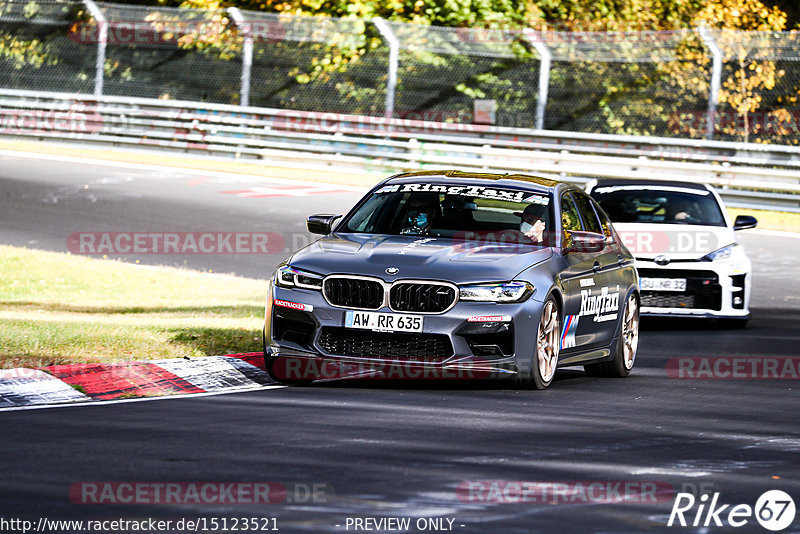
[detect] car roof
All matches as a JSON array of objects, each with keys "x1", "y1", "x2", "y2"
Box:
[
  {"x1": 382, "y1": 170, "x2": 567, "y2": 195},
  {"x1": 590, "y1": 178, "x2": 710, "y2": 191}
]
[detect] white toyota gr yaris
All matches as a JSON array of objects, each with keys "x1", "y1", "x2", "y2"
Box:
[{"x1": 588, "y1": 178, "x2": 757, "y2": 327}]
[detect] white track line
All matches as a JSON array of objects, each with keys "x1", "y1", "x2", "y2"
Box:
[
  {"x1": 0, "y1": 384, "x2": 287, "y2": 413},
  {"x1": 0, "y1": 149, "x2": 369, "y2": 191}
]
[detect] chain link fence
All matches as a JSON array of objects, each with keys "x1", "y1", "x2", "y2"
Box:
[
  {"x1": 3, "y1": 0, "x2": 800, "y2": 144},
  {"x1": 244, "y1": 13, "x2": 377, "y2": 113},
  {"x1": 0, "y1": 0, "x2": 93, "y2": 93},
  {"x1": 95, "y1": 2, "x2": 242, "y2": 102},
  {"x1": 544, "y1": 30, "x2": 709, "y2": 137},
  {"x1": 385, "y1": 24, "x2": 538, "y2": 128},
  {"x1": 711, "y1": 30, "x2": 800, "y2": 143}
]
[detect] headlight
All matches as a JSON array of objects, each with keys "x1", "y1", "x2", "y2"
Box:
[
  {"x1": 274, "y1": 265, "x2": 323, "y2": 290},
  {"x1": 702, "y1": 244, "x2": 736, "y2": 262},
  {"x1": 459, "y1": 281, "x2": 534, "y2": 303}
]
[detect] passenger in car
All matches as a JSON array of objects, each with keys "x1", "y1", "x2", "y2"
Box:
[{"x1": 515, "y1": 203, "x2": 548, "y2": 243}]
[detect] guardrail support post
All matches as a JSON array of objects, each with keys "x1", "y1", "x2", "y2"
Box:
[
  {"x1": 229, "y1": 8, "x2": 252, "y2": 107},
  {"x1": 524, "y1": 29, "x2": 551, "y2": 131},
  {"x1": 698, "y1": 27, "x2": 722, "y2": 141},
  {"x1": 82, "y1": 0, "x2": 106, "y2": 96},
  {"x1": 372, "y1": 17, "x2": 398, "y2": 119}
]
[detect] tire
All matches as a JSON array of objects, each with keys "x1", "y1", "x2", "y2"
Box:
[
  {"x1": 584, "y1": 292, "x2": 639, "y2": 378},
  {"x1": 519, "y1": 296, "x2": 561, "y2": 390}
]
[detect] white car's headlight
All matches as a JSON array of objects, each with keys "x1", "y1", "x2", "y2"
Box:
[
  {"x1": 702, "y1": 244, "x2": 736, "y2": 262},
  {"x1": 459, "y1": 281, "x2": 534, "y2": 303},
  {"x1": 274, "y1": 265, "x2": 323, "y2": 290}
]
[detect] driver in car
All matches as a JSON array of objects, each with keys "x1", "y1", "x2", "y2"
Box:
[
  {"x1": 400, "y1": 194, "x2": 441, "y2": 235},
  {"x1": 667, "y1": 199, "x2": 696, "y2": 222}
]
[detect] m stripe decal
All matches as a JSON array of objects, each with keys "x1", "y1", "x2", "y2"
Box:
[{"x1": 561, "y1": 314, "x2": 579, "y2": 349}]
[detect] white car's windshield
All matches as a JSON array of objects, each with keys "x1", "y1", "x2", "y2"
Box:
[{"x1": 591, "y1": 185, "x2": 726, "y2": 227}]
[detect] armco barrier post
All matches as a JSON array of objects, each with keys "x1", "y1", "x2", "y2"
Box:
[
  {"x1": 82, "y1": 0, "x2": 107, "y2": 97},
  {"x1": 228, "y1": 8, "x2": 252, "y2": 107},
  {"x1": 524, "y1": 29, "x2": 551, "y2": 131},
  {"x1": 698, "y1": 26, "x2": 722, "y2": 141},
  {"x1": 372, "y1": 17, "x2": 398, "y2": 119}
]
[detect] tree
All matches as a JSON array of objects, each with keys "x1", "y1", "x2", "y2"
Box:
[{"x1": 692, "y1": 0, "x2": 787, "y2": 142}]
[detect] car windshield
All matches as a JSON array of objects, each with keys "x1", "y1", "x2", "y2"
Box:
[
  {"x1": 591, "y1": 185, "x2": 726, "y2": 227},
  {"x1": 338, "y1": 183, "x2": 553, "y2": 242}
]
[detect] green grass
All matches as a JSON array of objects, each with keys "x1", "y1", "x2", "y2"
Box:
[{"x1": 0, "y1": 245, "x2": 267, "y2": 369}]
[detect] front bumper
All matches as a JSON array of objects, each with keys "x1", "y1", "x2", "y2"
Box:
[
  {"x1": 264, "y1": 283, "x2": 547, "y2": 379},
  {"x1": 635, "y1": 258, "x2": 751, "y2": 318}
]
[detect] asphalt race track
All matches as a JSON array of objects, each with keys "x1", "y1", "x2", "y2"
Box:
[{"x1": 1, "y1": 151, "x2": 799, "y2": 533}]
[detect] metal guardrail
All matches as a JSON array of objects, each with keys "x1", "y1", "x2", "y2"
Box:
[{"x1": 1, "y1": 88, "x2": 799, "y2": 212}]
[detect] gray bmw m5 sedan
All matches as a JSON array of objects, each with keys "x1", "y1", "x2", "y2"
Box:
[{"x1": 263, "y1": 170, "x2": 640, "y2": 389}]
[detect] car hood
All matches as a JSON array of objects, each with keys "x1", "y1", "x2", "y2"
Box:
[
  {"x1": 288, "y1": 233, "x2": 553, "y2": 283},
  {"x1": 612, "y1": 222, "x2": 735, "y2": 260}
]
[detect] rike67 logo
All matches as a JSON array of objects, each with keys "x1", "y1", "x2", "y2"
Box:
[{"x1": 668, "y1": 490, "x2": 796, "y2": 531}]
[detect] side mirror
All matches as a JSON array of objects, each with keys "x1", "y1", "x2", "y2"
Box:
[
  {"x1": 307, "y1": 214, "x2": 341, "y2": 235},
  {"x1": 563, "y1": 231, "x2": 606, "y2": 254},
  {"x1": 733, "y1": 215, "x2": 757, "y2": 231}
]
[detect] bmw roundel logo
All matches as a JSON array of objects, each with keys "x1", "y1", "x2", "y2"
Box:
[
  {"x1": 386, "y1": 267, "x2": 399, "y2": 275},
  {"x1": 654, "y1": 255, "x2": 671, "y2": 266}
]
